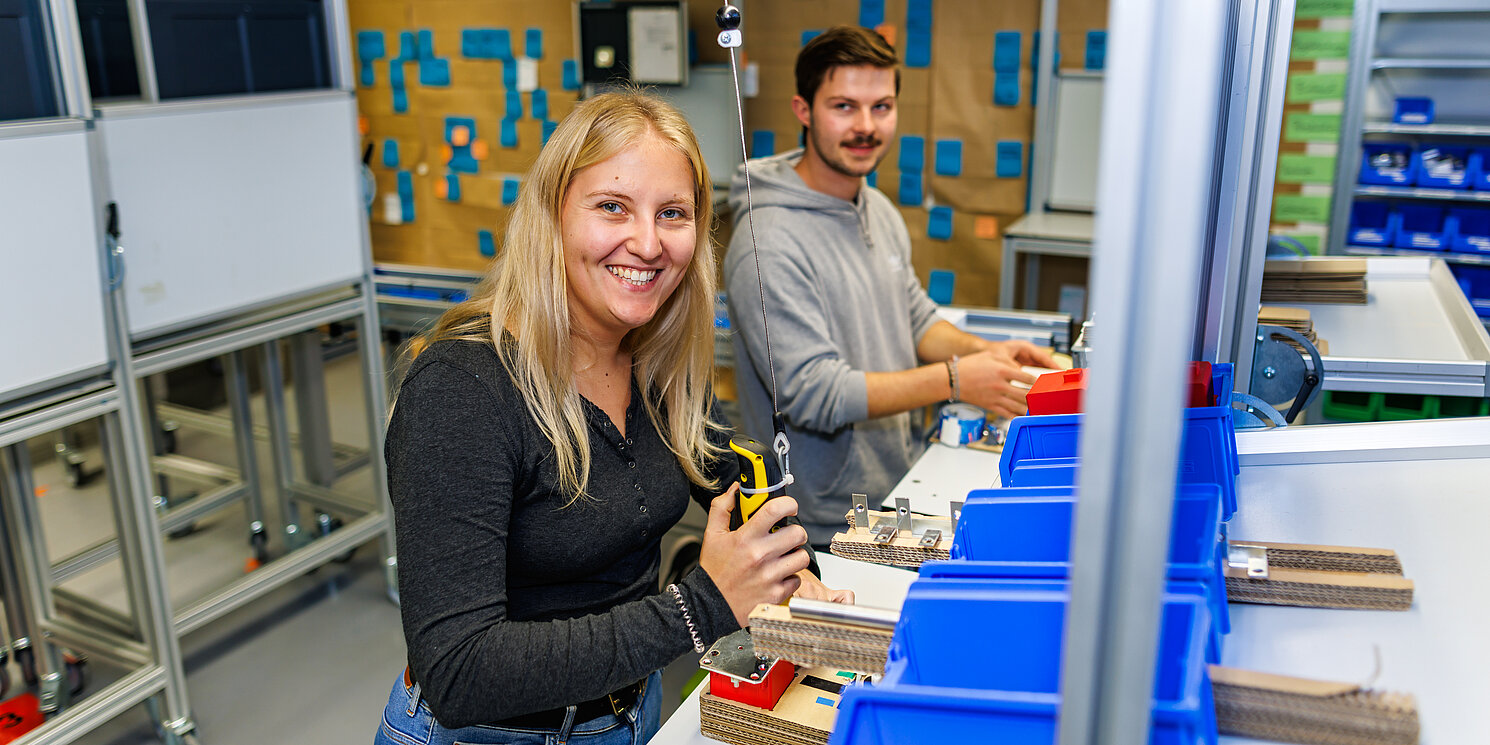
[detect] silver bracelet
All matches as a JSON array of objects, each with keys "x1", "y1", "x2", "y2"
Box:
[
  {"x1": 667, "y1": 583, "x2": 706, "y2": 653},
  {"x1": 946, "y1": 355, "x2": 961, "y2": 402}
]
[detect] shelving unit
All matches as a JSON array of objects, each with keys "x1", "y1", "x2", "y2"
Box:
[{"x1": 1354, "y1": 185, "x2": 1490, "y2": 203}]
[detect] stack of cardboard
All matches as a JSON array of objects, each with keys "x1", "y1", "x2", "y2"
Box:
[
  {"x1": 1224, "y1": 540, "x2": 1414, "y2": 611},
  {"x1": 1261, "y1": 259, "x2": 1369, "y2": 305},
  {"x1": 699, "y1": 666, "x2": 860, "y2": 745},
  {"x1": 1259, "y1": 305, "x2": 1328, "y2": 355},
  {"x1": 749, "y1": 603, "x2": 892, "y2": 675},
  {"x1": 1211, "y1": 667, "x2": 1420, "y2": 745}
]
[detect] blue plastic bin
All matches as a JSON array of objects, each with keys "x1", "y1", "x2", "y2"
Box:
[
  {"x1": 1450, "y1": 209, "x2": 1490, "y2": 254},
  {"x1": 1348, "y1": 201, "x2": 1399, "y2": 247},
  {"x1": 1474, "y1": 150, "x2": 1490, "y2": 191},
  {"x1": 831, "y1": 579, "x2": 1216, "y2": 745},
  {"x1": 1393, "y1": 97, "x2": 1433, "y2": 125},
  {"x1": 1359, "y1": 143, "x2": 1417, "y2": 186},
  {"x1": 1417, "y1": 145, "x2": 1472, "y2": 189},
  {"x1": 1395, "y1": 204, "x2": 1450, "y2": 250}
]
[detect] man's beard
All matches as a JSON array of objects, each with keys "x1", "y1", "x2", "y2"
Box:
[{"x1": 808, "y1": 124, "x2": 884, "y2": 179}]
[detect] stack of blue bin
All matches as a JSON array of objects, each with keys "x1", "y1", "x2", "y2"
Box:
[{"x1": 831, "y1": 364, "x2": 1239, "y2": 745}]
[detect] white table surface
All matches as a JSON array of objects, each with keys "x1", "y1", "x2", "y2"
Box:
[{"x1": 1004, "y1": 212, "x2": 1097, "y2": 243}]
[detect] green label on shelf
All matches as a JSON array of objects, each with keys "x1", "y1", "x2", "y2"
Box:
[
  {"x1": 1273, "y1": 194, "x2": 1333, "y2": 224},
  {"x1": 1285, "y1": 112, "x2": 1343, "y2": 143},
  {"x1": 1277, "y1": 154, "x2": 1337, "y2": 184},
  {"x1": 1287, "y1": 73, "x2": 1347, "y2": 103},
  {"x1": 1295, "y1": 0, "x2": 1354, "y2": 19},
  {"x1": 1274, "y1": 232, "x2": 1324, "y2": 256},
  {"x1": 1291, "y1": 30, "x2": 1351, "y2": 60}
]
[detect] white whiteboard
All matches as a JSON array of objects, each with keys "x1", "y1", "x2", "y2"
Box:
[
  {"x1": 0, "y1": 126, "x2": 112, "y2": 403},
  {"x1": 97, "y1": 93, "x2": 367, "y2": 339},
  {"x1": 1049, "y1": 74, "x2": 1104, "y2": 212}
]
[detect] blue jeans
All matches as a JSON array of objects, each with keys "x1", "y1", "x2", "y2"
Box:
[{"x1": 374, "y1": 670, "x2": 662, "y2": 745}]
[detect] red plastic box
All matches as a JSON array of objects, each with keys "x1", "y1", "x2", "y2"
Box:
[
  {"x1": 709, "y1": 660, "x2": 796, "y2": 710},
  {"x1": 1025, "y1": 362, "x2": 1215, "y2": 416}
]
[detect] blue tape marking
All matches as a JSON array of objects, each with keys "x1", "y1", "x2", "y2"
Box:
[
  {"x1": 994, "y1": 72, "x2": 1020, "y2": 106},
  {"x1": 397, "y1": 171, "x2": 414, "y2": 222},
  {"x1": 417, "y1": 29, "x2": 434, "y2": 61},
  {"x1": 398, "y1": 31, "x2": 418, "y2": 62},
  {"x1": 994, "y1": 31, "x2": 1021, "y2": 73},
  {"x1": 478, "y1": 229, "x2": 496, "y2": 257},
  {"x1": 1085, "y1": 30, "x2": 1107, "y2": 71},
  {"x1": 905, "y1": 0, "x2": 933, "y2": 67},
  {"x1": 928, "y1": 206, "x2": 953, "y2": 240},
  {"x1": 898, "y1": 135, "x2": 925, "y2": 172},
  {"x1": 357, "y1": 31, "x2": 385, "y2": 60},
  {"x1": 898, "y1": 172, "x2": 923, "y2": 206},
  {"x1": 996, "y1": 141, "x2": 1024, "y2": 178},
  {"x1": 542, "y1": 119, "x2": 558, "y2": 146},
  {"x1": 751, "y1": 130, "x2": 775, "y2": 159},
  {"x1": 859, "y1": 0, "x2": 885, "y2": 28},
  {"x1": 866, "y1": 170, "x2": 877, "y2": 189},
  {"x1": 927, "y1": 269, "x2": 955, "y2": 304},
  {"x1": 420, "y1": 57, "x2": 450, "y2": 86},
  {"x1": 382, "y1": 139, "x2": 400, "y2": 169},
  {"x1": 501, "y1": 118, "x2": 518, "y2": 148},
  {"x1": 814, "y1": 696, "x2": 834, "y2": 707},
  {"x1": 531, "y1": 89, "x2": 549, "y2": 121},
  {"x1": 506, "y1": 90, "x2": 523, "y2": 119},
  {"x1": 525, "y1": 28, "x2": 543, "y2": 59},
  {"x1": 392, "y1": 86, "x2": 408, "y2": 113},
  {"x1": 562, "y1": 60, "x2": 581, "y2": 91},
  {"x1": 801, "y1": 29, "x2": 823, "y2": 47},
  {"x1": 445, "y1": 173, "x2": 462, "y2": 202},
  {"x1": 501, "y1": 177, "x2": 520, "y2": 205},
  {"x1": 492, "y1": 29, "x2": 513, "y2": 61},
  {"x1": 935, "y1": 140, "x2": 963, "y2": 176},
  {"x1": 503, "y1": 60, "x2": 518, "y2": 90}
]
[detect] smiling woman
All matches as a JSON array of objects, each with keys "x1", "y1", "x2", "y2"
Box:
[{"x1": 373, "y1": 91, "x2": 849, "y2": 745}]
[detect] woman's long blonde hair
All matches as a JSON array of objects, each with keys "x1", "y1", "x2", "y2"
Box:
[{"x1": 413, "y1": 90, "x2": 722, "y2": 502}]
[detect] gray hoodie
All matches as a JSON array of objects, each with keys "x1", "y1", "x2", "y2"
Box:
[{"x1": 723, "y1": 149, "x2": 940, "y2": 545}]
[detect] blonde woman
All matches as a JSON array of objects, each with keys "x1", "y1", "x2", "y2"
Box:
[{"x1": 374, "y1": 91, "x2": 850, "y2": 745}]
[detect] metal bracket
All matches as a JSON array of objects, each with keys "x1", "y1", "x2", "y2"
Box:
[
  {"x1": 894, "y1": 497, "x2": 912, "y2": 533},
  {"x1": 852, "y1": 493, "x2": 868, "y2": 531},
  {"x1": 700, "y1": 628, "x2": 783, "y2": 684},
  {"x1": 872, "y1": 524, "x2": 898, "y2": 544},
  {"x1": 918, "y1": 529, "x2": 941, "y2": 548},
  {"x1": 1228, "y1": 543, "x2": 1270, "y2": 579},
  {"x1": 949, "y1": 500, "x2": 964, "y2": 525}
]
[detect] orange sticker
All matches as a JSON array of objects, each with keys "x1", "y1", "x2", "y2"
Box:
[
  {"x1": 433, "y1": 179, "x2": 448, "y2": 199},
  {"x1": 450, "y1": 125, "x2": 471, "y2": 147},
  {"x1": 471, "y1": 139, "x2": 490, "y2": 161},
  {"x1": 875, "y1": 24, "x2": 898, "y2": 48},
  {"x1": 358, "y1": 116, "x2": 369, "y2": 136},
  {"x1": 440, "y1": 143, "x2": 454, "y2": 163},
  {"x1": 974, "y1": 216, "x2": 1000, "y2": 240}
]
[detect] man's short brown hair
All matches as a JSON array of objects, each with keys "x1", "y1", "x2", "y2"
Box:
[{"x1": 795, "y1": 25, "x2": 900, "y2": 106}]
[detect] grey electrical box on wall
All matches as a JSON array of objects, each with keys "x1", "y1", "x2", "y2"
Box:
[{"x1": 577, "y1": 0, "x2": 689, "y2": 87}]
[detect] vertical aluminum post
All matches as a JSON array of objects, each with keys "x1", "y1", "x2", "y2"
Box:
[
  {"x1": 260, "y1": 341, "x2": 305, "y2": 550},
  {"x1": 1028, "y1": 0, "x2": 1061, "y2": 215},
  {"x1": 1057, "y1": 1, "x2": 1230, "y2": 743},
  {"x1": 290, "y1": 332, "x2": 338, "y2": 487},
  {"x1": 122, "y1": 0, "x2": 160, "y2": 102}
]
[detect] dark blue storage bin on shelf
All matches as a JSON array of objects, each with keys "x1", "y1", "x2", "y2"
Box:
[
  {"x1": 946, "y1": 484, "x2": 1229, "y2": 651},
  {"x1": 1393, "y1": 97, "x2": 1434, "y2": 125},
  {"x1": 1348, "y1": 201, "x2": 1400, "y2": 247},
  {"x1": 1450, "y1": 208, "x2": 1490, "y2": 254},
  {"x1": 1473, "y1": 150, "x2": 1490, "y2": 191},
  {"x1": 1417, "y1": 145, "x2": 1473, "y2": 190},
  {"x1": 1359, "y1": 143, "x2": 1417, "y2": 186},
  {"x1": 1394, "y1": 204, "x2": 1451, "y2": 250},
  {"x1": 831, "y1": 578, "x2": 1216, "y2": 745}
]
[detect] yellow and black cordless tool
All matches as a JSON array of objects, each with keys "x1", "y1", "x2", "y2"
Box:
[{"x1": 729, "y1": 434, "x2": 786, "y2": 531}]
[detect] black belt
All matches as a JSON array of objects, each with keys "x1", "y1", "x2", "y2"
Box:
[{"x1": 404, "y1": 667, "x2": 643, "y2": 729}]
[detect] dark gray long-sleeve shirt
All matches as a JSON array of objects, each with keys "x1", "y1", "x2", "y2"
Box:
[{"x1": 385, "y1": 339, "x2": 744, "y2": 728}]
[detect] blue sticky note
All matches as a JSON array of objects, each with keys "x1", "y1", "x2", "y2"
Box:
[
  {"x1": 801, "y1": 29, "x2": 823, "y2": 47},
  {"x1": 525, "y1": 28, "x2": 543, "y2": 59},
  {"x1": 866, "y1": 170, "x2": 878, "y2": 189},
  {"x1": 445, "y1": 174, "x2": 461, "y2": 202},
  {"x1": 392, "y1": 86, "x2": 408, "y2": 113},
  {"x1": 1085, "y1": 30, "x2": 1107, "y2": 71},
  {"x1": 927, "y1": 269, "x2": 955, "y2": 304},
  {"x1": 994, "y1": 72, "x2": 1020, "y2": 106},
  {"x1": 905, "y1": 0, "x2": 933, "y2": 67},
  {"x1": 501, "y1": 177, "x2": 520, "y2": 205},
  {"x1": 996, "y1": 141, "x2": 1024, "y2": 178},
  {"x1": 898, "y1": 135, "x2": 925, "y2": 172},
  {"x1": 501, "y1": 118, "x2": 518, "y2": 148},
  {"x1": 357, "y1": 31, "x2": 385, "y2": 61},
  {"x1": 478, "y1": 229, "x2": 496, "y2": 257},
  {"x1": 814, "y1": 696, "x2": 834, "y2": 707},
  {"x1": 562, "y1": 60, "x2": 581, "y2": 91},
  {"x1": 492, "y1": 29, "x2": 513, "y2": 61},
  {"x1": 359, "y1": 62, "x2": 376, "y2": 87},
  {"x1": 751, "y1": 130, "x2": 775, "y2": 159},
  {"x1": 397, "y1": 170, "x2": 415, "y2": 222},
  {"x1": 934, "y1": 140, "x2": 962, "y2": 176},
  {"x1": 398, "y1": 31, "x2": 418, "y2": 62},
  {"x1": 382, "y1": 139, "x2": 400, "y2": 169},
  {"x1": 506, "y1": 90, "x2": 523, "y2": 119},
  {"x1": 542, "y1": 119, "x2": 558, "y2": 146},
  {"x1": 898, "y1": 172, "x2": 923, "y2": 206},
  {"x1": 416, "y1": 29, "x2": 434, "y2": 60},
  {"x1": 928, "y1": 206, "x2": 953, "y2": 240},
  {"x1": 503, "y1": 60, "x2": 518, "y2": 90},
  {"x1": 461, "y1": 30, "x2": 485, "y2": 59},
  {"x1": 994, "y1": 31, "x2": 1021, "y2": 73},
  {"x1": 531, "y1": 89, "x2": 549, "y2": 121},
  {"x1": 420, "y1": 57, "x2": 450, "y2": 87},
  {"x1": 389, "y1": 60, "x2": 405, "y2": 86},
  {"x1": 859, "y1": 0, "x2": 885, "y2": 28}
]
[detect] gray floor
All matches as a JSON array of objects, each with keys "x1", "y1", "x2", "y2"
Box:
[{"x1": 9, "y1": 350, "x2": 703, "y2": 745}]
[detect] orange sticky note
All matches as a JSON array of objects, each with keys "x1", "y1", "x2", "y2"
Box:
[
  {"x1": 433, "y1": 179, "x2": 448, "y2": 199},
  {"x1": 975, "y1": 216, "x2": 1000, "y2": 240},
  {"x1": 875, "y1": 24, "x2": 898, "y2": 48},
  {"x1": 358, "y1": 116, "x2": 369, "y2": 136},
  {"x1": 450, "y1": 125, "x2": 471, "y2": 147},
  {"x1": 471, "y1": 139, "x2": 490, "y2": 161},
  {"x1": 440, "y1": 143, "x2": 454, "y2": 163}
]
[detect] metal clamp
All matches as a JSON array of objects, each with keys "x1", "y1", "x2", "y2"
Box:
[{"x1": 1228, "y1": 543, "x2": 1270, "y2": 579}]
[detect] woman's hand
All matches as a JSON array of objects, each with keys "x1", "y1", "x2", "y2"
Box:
[
  {"x1": 698, "y1": 484, "x2": 812, "y2": 627},
  {"x1": 793, "y1": 569, "x2": 855, "y2": 605}
]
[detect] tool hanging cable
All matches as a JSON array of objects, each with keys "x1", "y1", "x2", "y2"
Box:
[{"x1": 717, "y1": 3, "x2": 793, "y2": 493}]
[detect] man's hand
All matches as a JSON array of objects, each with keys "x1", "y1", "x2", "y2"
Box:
[
  {"x1": 793, "y1": 569, "x2": 855, "y2": 605},
  {"x1": 955, "y1": 341, "x2": 1061, "y2": 419}
]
